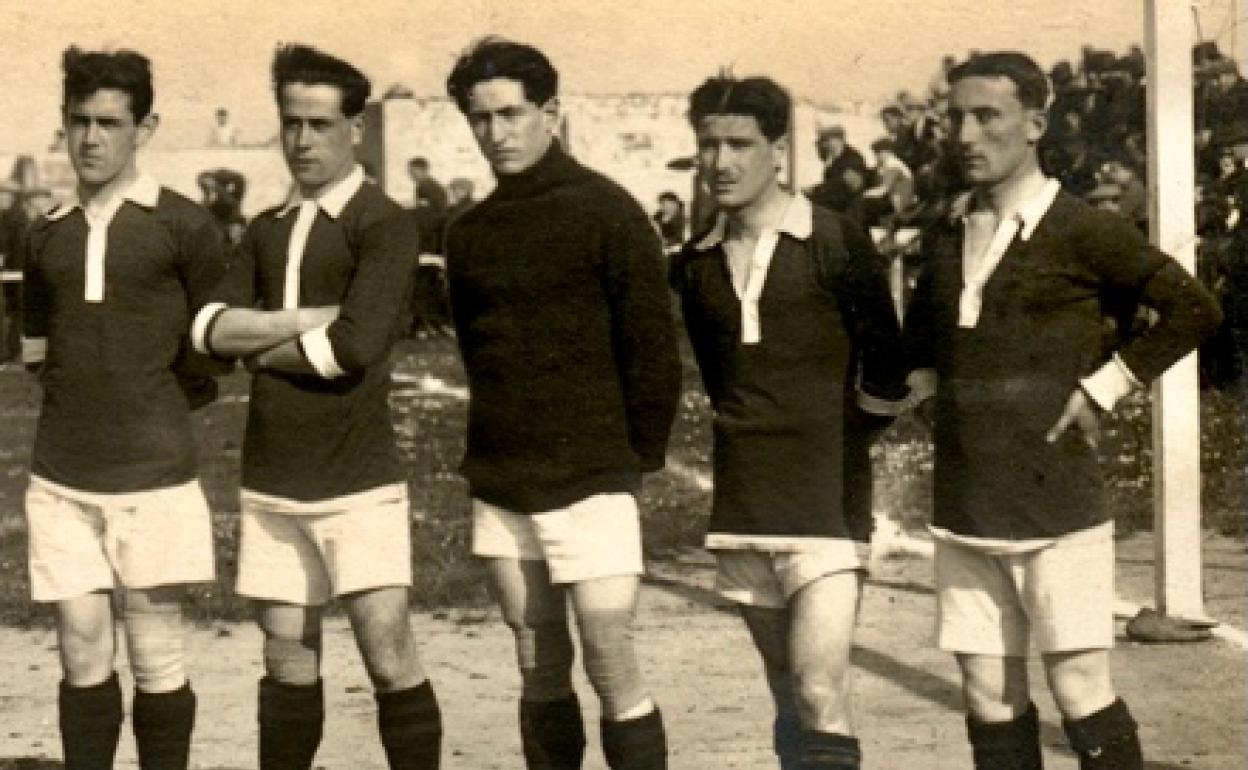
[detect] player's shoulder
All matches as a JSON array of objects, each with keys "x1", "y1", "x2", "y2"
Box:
[
  {"x1": 153, "y1": 187, "x2": 216, "y2": 227},
  {"x1": 345, "y1": 180, "x2": 410, "y2": 228}
]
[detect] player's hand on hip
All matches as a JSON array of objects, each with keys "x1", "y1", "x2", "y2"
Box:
[{"x1": 1046, "y1": 388, "x2": 1099, "y2": 449}]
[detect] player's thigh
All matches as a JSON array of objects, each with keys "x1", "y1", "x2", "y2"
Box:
[
  {"x1": 484, "y1": 557, "x2": 568, "y2": 629},
  {"x1": 739, "y1": 603, "x2": 790, "y2": 672},
  {"x1": 788, "y1": 570, "x2": 862, "y2": 676}
]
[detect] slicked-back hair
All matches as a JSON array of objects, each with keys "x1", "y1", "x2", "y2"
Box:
[
  {"x1": 272, "y1": 44, "x2": 371, "y2": 117},
  {"x1": 62, "y1": 46, "x2": 153, "y2": 121},
  {"x1": 688, "y1": 75, "x2": 790, "y2": 142},
  {"x1": 948, "y1": 52, "x2": 1051, "y2": 111},
  {"x1": 446, "y1": 37, "x2": 558, "y2": 114}
]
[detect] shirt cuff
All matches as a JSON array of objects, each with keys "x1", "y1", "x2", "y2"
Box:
[
  {"x1": 190, "y1": 302, "x2": 229, "y2": 356},
  {"x1": 856, "y1": 388, "x2": 907, "y2": 417},
  {"x1": 20, "y1": 336, "x2": 47, "y2": 365},
  {"x1": 1079, "y1": 354, "x2": 1140, "y2": 412},
  {"x1": 299, "y1": 323, "x2": 347, "y2": 379}
]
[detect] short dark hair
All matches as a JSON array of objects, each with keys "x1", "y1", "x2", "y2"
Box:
[
  {"x1": 272, "y1": 44, "x2": 371, "y2": 117},
  {"x1": 948, "y1": 51, "x2": 1051, "y2": 111},
  {"x1": 408, "y1": 156, "x2": 429, "y2": 170},
  {"x1": 446, "y1": 37, "x2": 558, "y2": 113},
  {"x1": 62, "y1": 46, "x2": 154, "y2": 121},
  {"x1": 688, "y1": 75, "x2": 790, "y2": 142}
]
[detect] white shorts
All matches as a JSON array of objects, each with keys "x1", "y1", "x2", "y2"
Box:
[
  {"x1": 25, "y1": 475, "x2": 215, "y2": 602},
  {"x1": 471, "y1": 493, "x2": 644, "y2": 584},
  {"x1": 935, "y1": 523, "x2": 1115, "y2": 655},
  {"x1": 236, "y1": 484, "x2": 413, "y2": 606},
  {"x1": 713, "y1": 540, "x2": 870, "y2": 609}
]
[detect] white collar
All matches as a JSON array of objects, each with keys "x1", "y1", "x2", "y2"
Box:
[
  {"x1": 278, "y1": 164, "x2": 365, "y2": 220},
  {"x1": 46, "y1": 172, "x2": 161, "y2": 221},
  {"x1": 694, "y1": 192, "x2": 814, "y2": 251},
  {"x1": 963, "y1": 171, "x2": 1061, "y2": 242}
]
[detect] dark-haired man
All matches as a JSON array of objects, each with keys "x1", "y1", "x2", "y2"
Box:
[
  {"x1": 444, "y1": 37, "x2": 681, "y2": 770},
  {"x1": 22, "y1": 46, "x2": 228, "y2": 770},
  {"x1": 192, "y1": 44, "x2": 439, "y2": 770},
  {"x1": 670, "y1": 74, "x2": 907, "y2": 770},
  {"x1": 903, "y1": 51, "x2": 1221, "y2": 770}
]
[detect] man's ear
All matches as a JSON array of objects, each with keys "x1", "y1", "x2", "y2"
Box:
[
  {"x1": 1026, "y1": 108, "x2": 1048, "y2": 145},
  {"x1": 349, "y1": 112, "x2": 366, "y2": 145},
  {"x1": 540, "y1": 97, "x2": 560, "y2": 133},
  {"x1": 135, "y1": 112, "x2": 160, "y2": 149}
]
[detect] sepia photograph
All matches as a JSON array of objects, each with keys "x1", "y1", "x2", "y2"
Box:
[{"x1": 0, "y1": 0, "x2": 1244, "y2": 768}]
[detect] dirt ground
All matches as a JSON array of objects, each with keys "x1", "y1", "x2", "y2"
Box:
[{"x1": 0, "y1": 531, "x2": 1243, "y2": 770}]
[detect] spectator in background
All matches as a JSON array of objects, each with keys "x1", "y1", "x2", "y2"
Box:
[
  {"x1": 0, "y1": 179, "x2": 23, "y2": 362},
  {"x1": 1054, "y1": 132, "x2": 1099, "y2": 198},
  {"x1": 446, "y1": 177, "x2": 476, "y2": 218},
  {"x1": 196, "y1": 167, "x2": 248, "y2": 238},
  {"x1": 407, "y1": 156, "x2": 447, "y2": 213},
  {"x1": 653, "y1": 191, "x2": 686, "y2": 254},
  {"x1": 1099, "y1": 157, "x2": 1147, "y2": 230},
  {"x1": 862, "y1": 138, "x2": 914, "y2": 227},
  {"x1": 807, "y1": 126, "x2": 868, "y2": 218},
  {"x1": 208, "y1": 107, "x2": 240, "y2": 146}
]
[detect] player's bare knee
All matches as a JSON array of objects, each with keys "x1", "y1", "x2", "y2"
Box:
[
  {"x1": 359, "y1": 627, "x2": 420, "y2": 692},
  {"x1": 56, "y1": 599, "x2": 115, "y2": 685},
  {"x1": 958, "y1": 654, "x2": 1030, "y2": 721},
  {"x1": 121, "y1": 588, "x2": 188, "y2": 693},
  {"x1": 1043, "y1": 650, "x2": 1115, "y2": 719},
  {"x1": 578, "y1": 609, "x2": 649, "y2": 718},
  {"x1": 263, "y1": 631, "x2": 322, "y2": 686}
]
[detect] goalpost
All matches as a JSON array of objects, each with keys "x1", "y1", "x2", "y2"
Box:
[{"x1": 1145, "y1": 0, "x2": 1210, "y2": 622}]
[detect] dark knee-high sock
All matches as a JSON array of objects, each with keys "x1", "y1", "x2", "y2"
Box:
[
  {"x1": 798, "y1": 731, "x2": 861, "y2": 770},
  {"x1": 520, "y1": 694, "x2": 586, "y2": 770},
  {"x1": 601, "y1": 707, "x2": 666, "y2": 770},
  {"x1": 60, "y1": 672, "x2": 124, "y2": 770},
  {"x1": 258, "y1": 677, "x2": 324, "y2": 770},
  {"x1": 1063, "y1": 698, "x2": 1143, "y2": 770},
  {"x1": 967, "y1": 703, "x2": 1043, "y2": 770},
  {"x1": 376, "y1": 680, "x2": 442, "y2": 770},
  {"x1": 133, "y1": 682, "x2": 196, "y2": 770}
]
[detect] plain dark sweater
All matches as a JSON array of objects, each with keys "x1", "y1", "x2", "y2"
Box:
[
  {"x1": 446, "y1": 143, "x2": 682, "y2": 513},
  {"x1": 904, "y1": 190, "x2": 1222, "y2": 538}
]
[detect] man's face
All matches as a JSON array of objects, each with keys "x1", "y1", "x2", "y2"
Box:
[
  {"x1": 818, "y1": 135, "x2": 845, "y2": 162},
  {"x1": 408, "y1": 163, "x2": 427, "y2": 182},
  {"x1": 278, "y1": 82, "x2": 362, "y2": 196},
  {"x1": 465, "y1": 78, "x2": 556, "y2": 176},
  {"x1": 64, "y1": 88, "x2": 154, "y2": 193},
  {"x1": 948, "y1": 75, "x2": 1046, "y2": 189},
  {"x1": 696, "y1": 114, "x2": 784, "y2": 211}
]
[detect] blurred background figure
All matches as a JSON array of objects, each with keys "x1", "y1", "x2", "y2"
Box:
[
  {"x1": 196, "y1": 167, "x2": 248, "y2": 242},
  {"x1": 653, "y1": 190, "x2": 686, "y2": 255},
  {"x1": 208, "y1": 107, "x2": 240, "y2": 146},
  {"x1": 806, "y1": 125, "x2": 868, "y2": 222}
]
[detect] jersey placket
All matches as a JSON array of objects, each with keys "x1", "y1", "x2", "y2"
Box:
[{"x1": 282, "y1": 201, "x2": 320, "y2": 309}]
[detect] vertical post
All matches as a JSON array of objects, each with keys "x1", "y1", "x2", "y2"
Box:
[{"x1": 1145, "y1": 0, "x2": 1207, "y2": 620}]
